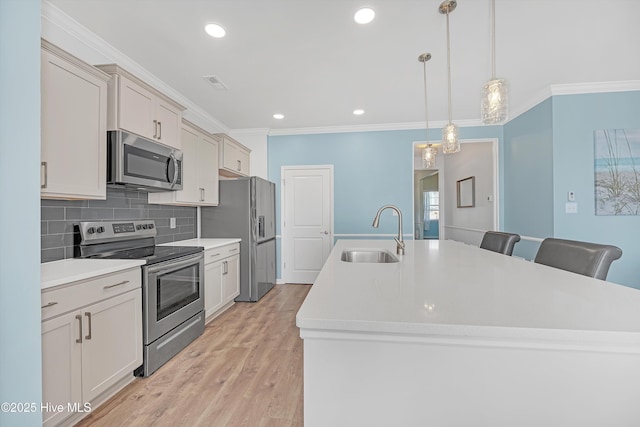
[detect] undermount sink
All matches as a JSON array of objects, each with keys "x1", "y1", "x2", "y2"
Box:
[{"x1": 340, "y1": 249, "x2": 399, "y2": 263}]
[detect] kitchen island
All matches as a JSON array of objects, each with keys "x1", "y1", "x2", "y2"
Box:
[{"x1": 296, "y1": 239, "x2": 640, "y2": 427}]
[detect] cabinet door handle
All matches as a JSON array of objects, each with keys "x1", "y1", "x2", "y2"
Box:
[
  {"x1": 84, "y1": 312, "x2": 92, "y2": 340},
  {"x1": 223, "y1": 260, "x2": 228, "y2": 275},
  {"x1": 41, "y1": 301, "x2": 58, "y2": 309},
  {"x1": 237, "y1": 160, "x2": 241, "y2": 171},
  {"x1": 153, "y1": 120, "x2": 158, "y2": 138},
  {"x1": 41, "y1": 161, "x2": 48, "y2": 189},
  {"x1": 76, "y1": 315, "x2": 83, "y2": 344},
  {"x1": 157, "y1": 121, "x2": 162, "y2": 140},
  {"x1": 104, "y1": 280, "x2": 129, "y2": 290},
  {"x1": 200, "y1": 188, "x2": 205, "y2": 202}
]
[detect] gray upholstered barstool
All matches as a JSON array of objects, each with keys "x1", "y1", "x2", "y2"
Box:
[
  {"x1": 533, "y1": 238, "x2": 622, "y2": 280},
  {"x1": 479, "y1": 231, "x2": 521, "y2": 256}
]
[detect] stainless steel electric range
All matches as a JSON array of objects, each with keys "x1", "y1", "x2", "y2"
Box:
[{"x1": 75, "y1": 220, "x2": 204, "y2": 376}]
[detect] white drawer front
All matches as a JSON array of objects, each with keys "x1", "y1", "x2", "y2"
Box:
[
  {"x1": 205, "y1": 243, "x2": 240, "y2": 264},
  {"x1": 41, "y1": 268, "x2": 141, "y2": 321}
]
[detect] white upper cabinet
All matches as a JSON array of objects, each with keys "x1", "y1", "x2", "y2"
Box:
[
  {"x1": 199, "y1": 134, "x2": 220, "y2": 204},
  {"x1": 96, "y1": 64, "x2": 184, "y2": 150},
  {"x1": 41, "y1": 40, "x2": 110, "y2": 200},
  {"x1": 148, "y1": 120, "x2": 219, "y2": 206},
  {"x1": 218, "y1": 134, "x2": 251, "y2": 177}
]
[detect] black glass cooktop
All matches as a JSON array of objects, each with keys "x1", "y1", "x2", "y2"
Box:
[{"x1": 89, "y1": 245, "x2": 203, "y2": 265}]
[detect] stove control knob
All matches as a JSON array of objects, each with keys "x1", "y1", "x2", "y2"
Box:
[
  {"x1": 142, "y1": 224, "x2": 148, "y2": 229},
  {"x1": 148, "y1": 223, "x2": 154, "y2": 229},
  {"x1": 136, "y1": 225, "x2": 142, "y2": 230},
  {"x1": 87, "y1": 227, "x2": 95, "y2": 234},
  {"x1": 96, "y1": 226, "x2": 105, "y2": 234}
]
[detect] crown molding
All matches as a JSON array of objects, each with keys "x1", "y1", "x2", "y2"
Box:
[
  {"x1": 41, "y1": 1, "x2": 230, "y2": 135},
  {"x1": 229, "y1": 128, "x2": 270, "y2": 136},
  {"x1": 550, "y1": 80, "x2": 640, "y2": 96},
  {"x1": 40, "y1": 1, "x2": 640, "y2": 136},
  {"x1": 266, "y1": 119, "x2": 485, "y2": 136},
  {"x1": 507, "y1": 86, "x2": 553, "y2": 122},
  {"x1": 506, "y1": 80, "x2": 640, "y2": 123}
]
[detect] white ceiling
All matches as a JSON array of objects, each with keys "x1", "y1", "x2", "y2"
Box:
[{"x1": 47, "y1": 0, "x2": 640, "y2": 132}]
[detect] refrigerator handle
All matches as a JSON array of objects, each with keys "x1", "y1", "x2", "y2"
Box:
[{"x1": 258, "y1": 216, "x2": 265, "y2": 238}]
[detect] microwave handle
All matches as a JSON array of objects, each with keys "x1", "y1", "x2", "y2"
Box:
[{"x1": 169, "y1": 153, "x2": 179, "y2": 188}]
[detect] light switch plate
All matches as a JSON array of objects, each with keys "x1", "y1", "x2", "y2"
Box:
[
  {"x1": 170, "y1": 217, "x2": 176, "y2": 229},
  {"x1": 565, "y1": 202, "x2": 578, "y2": 214}
]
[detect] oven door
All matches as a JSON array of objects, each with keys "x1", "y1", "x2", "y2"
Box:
[{"x1": 143, "y1": 253, "x2": 204, "y2": 344}]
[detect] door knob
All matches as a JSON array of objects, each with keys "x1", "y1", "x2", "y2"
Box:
[{"x1": 321, "y1": 231, "x2": 329, "y2": 235}]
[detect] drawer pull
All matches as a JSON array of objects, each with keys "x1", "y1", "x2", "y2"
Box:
[
  {"x1": 41, "y1": 161, "x2": 48, "y2": 189},
  {"x1": 229, "y1": 248, "x2": 238, "y2": 252},
  {"x1": 210, "y1": 253, "x2": 221, "y2": 257},
  {"x1": 76, "y1": 315, "x2": 83, "y2": 344},
  {"x1": 104, "y1": 280, "x2": 129, "y2": 290},
  {"x1": 41, "y1": 301, "x2": 58, "y2": 309},
  {"x1": 85, "y1": 312, "x2": 92, "y2": 340}
]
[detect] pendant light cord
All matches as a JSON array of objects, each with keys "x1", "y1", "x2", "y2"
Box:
[
  {"x1": 491, "y1": 0, "x2": 496, "y2": 79},
  {"x1": 423, "y1": 60, "x2": 429, "y2": 143},
  {"x1": 446, "y1": 10, "x2": 453, "y2": 124}
]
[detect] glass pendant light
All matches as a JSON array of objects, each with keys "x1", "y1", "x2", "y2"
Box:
[
  {"x1": 439, "y1": 0, "x2": 460, "y2": 154},
  {"x1": 419, "y1": 53, "x2": 437, "y2": 169},
  {"x1": 481, "y1": 0, "x2": 508, "y2": 124},
  {"x1": 422, "y1": 145, "x2": 437, "y2": 168}
]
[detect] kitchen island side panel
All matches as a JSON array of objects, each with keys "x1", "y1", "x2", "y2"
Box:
[{"x1": 303, "y1": 335, "x2": 640, "y2": 427}]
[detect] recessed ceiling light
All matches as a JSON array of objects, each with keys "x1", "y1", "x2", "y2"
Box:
[
  {"x1": 205, "y1": 23, "x2": 226, "y2": 38},
  {"x1": 353, "y1": 109, "x2": 365, "y2": 115},
  {"x1": 273, "y1": 113, "x2": 284, "y2": 120},
  {"x1": 354, "y1": 8, "x2": 375, "y2": 24}
]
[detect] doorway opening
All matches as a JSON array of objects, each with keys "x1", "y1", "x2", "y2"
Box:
[{"x1": 414, "y1": 170, "x2": 440, "y2": 240}]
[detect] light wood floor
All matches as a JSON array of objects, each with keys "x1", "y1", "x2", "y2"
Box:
[{"x1": 77, "y1": 284, "x2": 311, "y2": 427}]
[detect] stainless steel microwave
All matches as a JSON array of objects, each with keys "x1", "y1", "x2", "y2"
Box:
[{"x1": 107, "y1": 130, "x2": 183, "y2": 192}]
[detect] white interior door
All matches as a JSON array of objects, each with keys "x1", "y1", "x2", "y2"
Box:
[{"x1": 282, "y1": 166, "x2": 333, "y2": 284}]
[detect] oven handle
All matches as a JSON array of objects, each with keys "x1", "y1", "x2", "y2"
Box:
[{"x1": 146, "y1": 253, "x2": 203, "y2": 276}]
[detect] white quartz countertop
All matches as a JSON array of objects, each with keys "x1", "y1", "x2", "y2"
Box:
[
  {"x1": 41, "y1": 258, "x2": 146, "y2": 290},
  {"x1": 296, "y1": 239, "x2": 640, "y2": 346},
  {"x1": 160, "y1": 238, "x2": 241, "y2": 250}
]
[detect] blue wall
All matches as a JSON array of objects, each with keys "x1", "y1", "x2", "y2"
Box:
[
  {"x1": 502, "y1": 91, "x2": 640, "y2": 287},
  {"x1": 269, "y1": 130, "x2": 418, "y2": 237},
  {"x1": 268, "y1": 126, "x2": 502, "y2": 280},
  {"x1": 271, "y1": 92, "x2": 640, "y2": 288},
  {"x1": 503, "y1": 99, "x2": 555, "y2": 260},
  {"x1": 0, "y1": 1, "x2": 42, "y2": 425},
  {"x1": 551, "y1": 91, "x2": 640, "y2": 288}
]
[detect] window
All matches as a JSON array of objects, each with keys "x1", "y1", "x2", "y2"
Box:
[{"x1": 424, "y1": 191, "x2": 439, "y2": 222}]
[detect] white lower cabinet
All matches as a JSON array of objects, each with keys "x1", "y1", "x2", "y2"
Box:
[
  {"x1": 222, "y1": 255, "x2": 240, "y2": 302},
  {"x1": 41, "y1": 269, "x2": 142, "y2": 427},
  {"x1": 204, "y1": 243, "x2": 240, "y2": 321}
]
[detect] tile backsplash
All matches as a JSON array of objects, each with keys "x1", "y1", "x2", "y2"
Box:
[{"x1": 41, "y1": 187, "x2": 197, "y2": 263}]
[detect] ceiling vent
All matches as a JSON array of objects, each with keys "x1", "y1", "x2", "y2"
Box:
[{"x1": 202, "y1": 75, "x2": 227, "y2": 90}]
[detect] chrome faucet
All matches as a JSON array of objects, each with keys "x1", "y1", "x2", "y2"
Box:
[{"x1": 372, "y1": 205, "x2": 405, "y2": 255}]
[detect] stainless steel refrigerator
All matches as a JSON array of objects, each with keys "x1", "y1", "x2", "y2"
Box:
[{"x1": 201, "y1": 177, "x2": 276, "y2": 302}]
